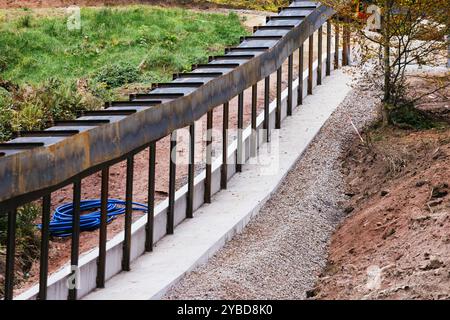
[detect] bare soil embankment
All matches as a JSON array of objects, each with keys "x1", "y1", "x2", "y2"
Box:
[{"x1": 314, "y1": 75, "x2": 450, "y2": 300}]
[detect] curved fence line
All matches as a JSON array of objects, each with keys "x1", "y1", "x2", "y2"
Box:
[
  {"x1": 0, "y1": 1, "x2": 351, "y2": 300},
  {"x1": 0, "y1": 2, "x2": 333, "y2": 207}
]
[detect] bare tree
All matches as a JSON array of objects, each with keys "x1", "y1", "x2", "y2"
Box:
[{"x1": 322, "y1": 0, "x2": 450, "y2": 125}]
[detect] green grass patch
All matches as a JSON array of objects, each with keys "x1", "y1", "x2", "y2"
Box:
[
  {"x1": 204, "y1": 0, "x2": 288, "y2": 11},
  {"x1": 0, "y1": 6, "x2": 247, "y2": 84},
  {"x1": 0, "y1": 6, "x2": 249, "y2": 141}
]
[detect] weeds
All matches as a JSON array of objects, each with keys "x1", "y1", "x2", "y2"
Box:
[
  {"x1": 388, "y1": 102, "x2": 447, "y2": 130},
  {"x1": 0, "y1": 204, "x2": 41, "y2": 298},
  {"x1": 0, "y1": 78, "x2": 103, "y2": 140},
  {"x1": 16, "y1": 15, "x2": 32, "y2": 28},
  {"x1": 204, "y1": 0, "x2": 289, "y2": 11},
  {"x1": 93, "y1": 62, "x2": 140, "y2": 88}
]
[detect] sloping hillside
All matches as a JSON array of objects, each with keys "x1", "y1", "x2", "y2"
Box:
[{"x1": 314, "y1": 78, "x2": 450, "y2": 299}]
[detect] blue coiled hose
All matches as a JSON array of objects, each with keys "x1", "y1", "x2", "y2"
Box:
[{"x1": 38, "y1": 199, "x2": 148, "y2": 238}]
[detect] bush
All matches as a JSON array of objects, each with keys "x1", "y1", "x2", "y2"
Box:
[
  {"x1": 0, "y1": 204, "x2": 40, "y2": 250},
  {"x1": 93, "y1": 62, "x2": 140, "y2": 88},
  {"x1": 0, "y1": 88, "x2": 14, "y2": 141},
  {"x1": 205, "y1": 0, "x2": 288, "y2": 11},
  {"x1": 11, "y1": 102, "x2": 44, "y2": 132},
  {"x1": 88, "y1": 81, "x2": 117, "y2": 102},
  {"x1": 33, "y1": 79, "x2": 86, "y2": 120},
  {"x1": 0, "y1": 204, "x2": 40, "y2": 298},
  {"x1": 0, "y1": 55, "x2": 7, "y2": 72},
  {"x1": 16, "y1": 15, "x2": 32, "y2": 28},
  {"x1": 388, "y1": 102, "x2": 443, "y2": 130},
  {"x1": 0, "y1": 79, "x2": 103, "y2": 142}
]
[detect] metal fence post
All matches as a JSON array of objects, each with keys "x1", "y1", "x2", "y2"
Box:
[
  {"x1": 298, "y1": 44, "x2": 304, "y2": 105},
  {"x1": 287, "y1": 55, "x2": 293, "y2": 115},
  {"x1": 221, "y1": 103, "x2": 229, "y2": 189},
  {"x1": 276, "y1": 67, "x2": 282, "y2": 129},
  {"x1": 205, "y1": 111, "x2": 213, "y2": 203},
  {"x1": 264, "y1": 76, "x2": 270, "y2": 142},
  {"x1": 4, "y1": 209, "x2": 17, "y2": 300},
  {"x1": 97, "y1": 169, "x2": 108, "y2": 287},
  {"x1": 318, "y1": 26, "x2": 323, "y2": 85},
  {"x1": 308, "y1": 34, "x2": 314, "y2": 94},
  {"x1": 146, "y1": 142, "x2": 156, "y2": 250},
  {"x1": 68, "y1": 178, "x2": 81, "y2": 300},
  {"x1": 187, "y1": 125, "x2": 195, "y2": 217},
  {"x1": 38, "y1": 195, "x2": 51, "y2": 299},
  {"x1": 122, "y1": 155, "x2": 134, "y2": 272},
  {"x1": 326, "y1": 20, "x2": 332, "y2": 76}
]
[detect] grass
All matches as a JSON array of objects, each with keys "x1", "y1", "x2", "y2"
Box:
[
  {"x1": 204, "y1": 0, "x2": 288, "y2": 11},
  {"x1": 0, "y1": 5, "x2": 249, "y2": 141},
  {"x1": 0, "y1": 6, "x2": 247, "y2": 85}
]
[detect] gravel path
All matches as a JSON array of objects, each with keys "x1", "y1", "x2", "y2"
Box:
[{"x1": 164, "y1": 72, "x2": 380, "y2": 300}]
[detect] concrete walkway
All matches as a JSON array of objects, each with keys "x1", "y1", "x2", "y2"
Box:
[
  {"x1": 84, "y1": 67, "x2": 356, "y2": 300},
  {"x1": 164, "y1": 72, "x2": 380, "y2": 300}
]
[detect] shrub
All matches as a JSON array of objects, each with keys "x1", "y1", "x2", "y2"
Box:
[
  {"x1": 0, "y1": 204, "x2": 40, "y2": 298},
  {"x1": 0, "y1": 79, "x2": 103, "y2": 141},
  {"x1": 0, "y1": 204, "x2": 40, "y2": 250},
  {"x1": 17, "y1": 15, "x2": 32, "y2": 28},
  {"x1": 93, "y1": 62, "x2": 140, "y2": 88},
  {"x1": 35, "y1": 79, "x2": 85, "y2": 120},
  {"x1": 0, "y1": 55, "x2": 7, "y2": 73},
  {"x1": 388, "y1": 102, "x2": 444, "y2": 130},
  {"x1": 0, "y1": 89, "x2": 14, "y2": 142},
  {"x1": 11, "y1": 102, "x2": 44, "y2": 132}
]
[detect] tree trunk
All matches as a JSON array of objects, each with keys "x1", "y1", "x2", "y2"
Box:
[{"x1": 382, "y1": 0, "x2": 393, "y2": 126}]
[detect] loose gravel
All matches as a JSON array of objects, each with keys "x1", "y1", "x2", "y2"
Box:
[{"x1": 164, "y1": 70, "x2": 381, "y2": 300}]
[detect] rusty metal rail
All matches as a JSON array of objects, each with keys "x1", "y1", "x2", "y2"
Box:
[{"x1": 0, "y1": 0, "x2": 351, "y2": 300}]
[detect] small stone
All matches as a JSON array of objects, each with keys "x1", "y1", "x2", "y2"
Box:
[
  {"x1": 382, "y1": 228, "x2": 396, "y2": 240},
  {"x1": 344, "y1": 192, "x2": 356, "y2": 197},
  {"x1": 412, "y1": 215, "x2": 431, "y2": 223},
  {"x1": 344, "y1": 206, "x2": 354, "y2": 214},
  {"x1": 381, "y1": 190, "x2": 389, "y2": 197},
  {"x1": 422, "y1": 259, "x2": 444, "y2": 271},
  {"x1": 432, "y1": 184, "x2": 449, "y2": 199},
  {"x1": 428, "y1": 199, "x2": 443, "y2": 207},
  {"x1": 416, "y1": 180, "x2": 427, "y2": 187},
  {"x1": 306, "y1": 288, "x2": 318, "y2": 298}
]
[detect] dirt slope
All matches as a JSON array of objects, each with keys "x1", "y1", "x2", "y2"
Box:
[{"x1": 313, "y1": 125, "x2": 450, "y2": 300}]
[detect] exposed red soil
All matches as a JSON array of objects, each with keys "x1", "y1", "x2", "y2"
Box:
[{"x1": 313, "y1": 79, "x2": 450, "y2": 300}]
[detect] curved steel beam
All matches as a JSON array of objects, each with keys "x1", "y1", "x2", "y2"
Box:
[{"x1": 0, "y1": 2, "x2": 334, "y2": 209}]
